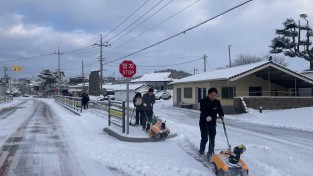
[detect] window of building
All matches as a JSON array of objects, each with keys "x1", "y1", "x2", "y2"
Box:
[
  {"x1": 184, "y1": 87, "x2": 192, "y2": 98},
  {"x1": 197, "y1": 88, "x2": 207, "y2": 102},
  {"x1": 221, "y1": 86, "x2": 236, "y2": 99},
  {"x1": 249, "y1": 87, "x2": 262, "y2": 96}
]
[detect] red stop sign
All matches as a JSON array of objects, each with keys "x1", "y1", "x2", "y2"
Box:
[{"x1": 119, "y1": 60, "x2": 136, "y2": 78}]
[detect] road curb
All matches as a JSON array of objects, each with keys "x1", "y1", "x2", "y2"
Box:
[{"x1": 103, "y1": 127, "x2": 177, "y2": 142}]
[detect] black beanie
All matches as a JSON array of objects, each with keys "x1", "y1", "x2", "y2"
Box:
[{"x1": 208, "y1": 87, "x2": 218, "y2": 94}]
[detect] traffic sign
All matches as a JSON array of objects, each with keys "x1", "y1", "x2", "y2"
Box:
[{"x1": 119, "y1": 60, "x2": 136, "y2": 78}]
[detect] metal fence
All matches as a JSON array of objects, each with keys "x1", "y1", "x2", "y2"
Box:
[
  {"x1": 54, "y1": 95, "x2": 82, "y2": 112},
  {"x1": 0, "y1": 96, "x2": 13, "y2": 104},
  {"x1": 53, "y1": 96, "x2": 133, "y2": 134}
]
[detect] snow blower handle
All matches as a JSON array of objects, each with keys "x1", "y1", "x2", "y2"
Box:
[{"x1": 222, "y1": 118, "x2": 232, "y2": 151}]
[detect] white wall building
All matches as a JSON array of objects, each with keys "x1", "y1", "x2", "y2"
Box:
[{"x1": 103, "y1": 84, "x2": 149, "y2": 101}]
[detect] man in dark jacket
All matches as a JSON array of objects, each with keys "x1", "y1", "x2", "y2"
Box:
[
  {"x1": 141, "y1": 88, "x2": 156, "y2": 130},
  {"x1": 199, "y1": 87, "x2": 224, "y2": 161}
]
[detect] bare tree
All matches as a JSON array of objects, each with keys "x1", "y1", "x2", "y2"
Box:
[
  {"x1": 231, "y1": 54, "x2": 288, "y2": 67},
  {"x1": 232, "y1": 54, "x2": 263, "y2": 66}
]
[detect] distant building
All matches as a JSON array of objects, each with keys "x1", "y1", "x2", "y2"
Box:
[
  {"x1": 89, "y1": 70, "x2": 100, "y2": 96},
  {"x1": 102, "y1": 83, "x2": 149, "y2": 101},
  {"x1": 130, "y1": 72, "x2": 175, "y2": 91},
  {"x1": 69, "y1": 76, "x2": 89, "y2": 85}
]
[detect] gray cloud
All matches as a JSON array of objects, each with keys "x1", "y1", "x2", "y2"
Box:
[{"x1": 0, "y1": 0, "x2": 313, "y2": 79}]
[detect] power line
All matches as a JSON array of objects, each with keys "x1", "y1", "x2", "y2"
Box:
[
  {"x1": 137, "y1": 57, "x2": 203, "y2": 67},
  {"x1": 107, "y1": 0, "x2": 200, "y2": 53},
  {"x1": 107, "y1": 0, "x2": 164, "y2": 42},
  {"x1": 62, "y1": 46, "x2": 95, "y2": 54},
  {"x1": 102, "y1": 0, "x2": 150, "y2": 39},
  {"x1": 110, "y1": 0, "x2": 174, "y2": 45},
  {"x1": 0, "y1": 46, "x2": 97, "y2": 63},
  {"x1": 107, "y1": 57, "x2": 202, "y2": 68},
  {"x1": 105, "y1": 0, "x2": 253, "y2": 65},
  {"x1": 0, "y1": 53, "x2": 55, "y2": 62},
  {"x1": 62, "y1": 59, "x2": 99, "y2": 71}
]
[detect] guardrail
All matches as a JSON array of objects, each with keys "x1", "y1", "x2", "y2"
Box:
[
  {"x1": 53, "y1": 96, "x2": 132, "y2": 133},
  {"x1": 54, "y1": 95, "x2": 82, "y2": 112},
  {"x1": 0, "y1": 96, "x2": 13, "y2": 104}
]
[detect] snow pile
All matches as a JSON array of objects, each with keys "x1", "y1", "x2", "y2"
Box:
[{"x1": 228, "y1": 107, "x2": 313, "y2": 132}]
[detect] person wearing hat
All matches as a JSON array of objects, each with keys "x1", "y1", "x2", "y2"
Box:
[
  {"x1": 141, "y1": 88, "x2": 156, "y2": 130},
  {"x1": 199, "y1": 87, "x2": 224, "y2": 162}
]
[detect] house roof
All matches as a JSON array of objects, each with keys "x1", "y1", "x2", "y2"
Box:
[
  {"x1": 102, "y1": 84, "x2": 149, "y2": 91},
  {"x1": 171, "y1": 61, "x2": 313, "y2": 88},
  {"x1": 130, "y1": 72, "x2": 175, "y2": 82}
]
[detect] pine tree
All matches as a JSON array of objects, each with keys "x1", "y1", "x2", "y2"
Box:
[{"x1": 269, "y1": 14, "x2": 313, "y2": 70}]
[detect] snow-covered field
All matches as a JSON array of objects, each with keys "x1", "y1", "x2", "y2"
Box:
[{"x1": 0, "y1": 97, "x2": 312, "y2": 176}]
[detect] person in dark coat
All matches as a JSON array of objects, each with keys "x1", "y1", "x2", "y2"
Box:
[
  {"x1": 199, "y1": 87, "x2": 224, "y2": 161},
  {"x1": 133, "y1": 92, "x2": 143, "y2": 126},
  {"x1": 81, "y1": 93, "x2": 88, "y2": 109},
  {"x1": 141, "y1": 88, "x2": 156, "y2": 130},
  {"x1": 85, "y1": 94, "x2": 90, "y2": 109}
]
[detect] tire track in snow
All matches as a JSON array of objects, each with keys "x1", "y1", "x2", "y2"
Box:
[{"x1": 0, "y1": 99, "x2": 85, "y2": 176}]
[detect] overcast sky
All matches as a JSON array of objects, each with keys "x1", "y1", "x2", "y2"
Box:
[{"x1": 1, "y1": 0, "x2": 313, "y2": 80}]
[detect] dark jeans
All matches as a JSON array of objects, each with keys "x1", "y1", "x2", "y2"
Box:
[
  {"x1": 142, "y1": 110, "x2": 153, "y2": 128},
  {"x1": 83, "y1": 103, "x2": 88, "y2": 109},
  {"x1": 135, "y1": 109, "x2": 143, "y2": 125},
  {"x1": 199, "y1": 122, "x2": 216, "y2": 155}
]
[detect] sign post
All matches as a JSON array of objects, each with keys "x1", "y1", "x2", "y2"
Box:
[{"x1": 119, "y1": 60, "x2": 136, "y2": 134}]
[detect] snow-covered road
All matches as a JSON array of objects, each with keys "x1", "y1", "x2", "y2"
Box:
[
  {"x1": 154, "y1": 100, "x2": 313, "y2": 176},
  {"x1": 1, "y1": 97, "x2": 313, "y2": 176},
  {"x1": 0, "y1": 99, "x2": 86, "y2": 175}
]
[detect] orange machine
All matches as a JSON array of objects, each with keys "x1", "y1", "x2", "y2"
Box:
[
  {"x1": 212, "y1": 145, "x2": 249, "y2": 176},
  {"x1": 148, "y1": 119, "x2": 170, "y2": 140}
]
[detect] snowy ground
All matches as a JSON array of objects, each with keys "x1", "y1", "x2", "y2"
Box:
[{"x1": 0, "y1": 97, "x2": 313, "y2": 176}]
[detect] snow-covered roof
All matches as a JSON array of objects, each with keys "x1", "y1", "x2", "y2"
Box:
[
  {"x1": 130, "y1": 72, "x2": 175, "y2": 83},
  {"x1": 103, "y1": 84, "x2": 149, "y2": 91},
  {"x1": 68, "y1": 89, "x2": 83, "y2": 92},
  {"x1": 171, "y1": 61, "x2": 313, "y2": 84},
  {"x1": 90, "y1": 67, "x2": 99, "y2": 72},
  {"x1": 69, "y1": 83, "x2": 89, "y2": 88}
]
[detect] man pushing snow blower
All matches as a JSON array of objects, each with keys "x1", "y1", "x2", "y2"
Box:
[
  {"x1": 199, "y1": 87, "x2": 224, "y2": 162},
  {"x1": 199, "y1": 87, "x2": 249, "y2": 175}
]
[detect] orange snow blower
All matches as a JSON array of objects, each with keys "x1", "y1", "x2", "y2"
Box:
[
  {"x1": 148, "y1": 117, "x2": 170, "y2": 140},
  {"x1": 212, "y1": 145, "x2": 248, "y2": 176},
  {"x1": 212, "y1": 119, "x2": 249, "y2": 176}
]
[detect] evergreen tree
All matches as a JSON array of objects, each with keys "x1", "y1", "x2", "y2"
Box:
[{"x1": 269, "y1": 14, "x2": 313, "y2": 70}]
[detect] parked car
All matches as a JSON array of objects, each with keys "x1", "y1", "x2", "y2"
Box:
[
  {"x1": 101, "y1": 95, "x2": 115, "y2": 100},
  {"x1": 23, "y1": 94, "x2": 30, "y2": 97},
  {"x1": 155, "y1": 91, "x2": 171, "y2": 100},
  {"x1": 161, "y1": 92, "x2": 171, "y2": 100},
  {"x1": 155, "y1": 92, "x2": 165, "y2": 100}
]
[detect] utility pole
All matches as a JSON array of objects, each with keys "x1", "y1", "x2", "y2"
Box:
[
  {"x1": 3, "y1": 66, "x2": 8, "y2": 98},
  {"x1": 82, "y1": 60, "x2": 85, "y2": 92},
  {"x1": 203, "y1": 54, "x2": 207, "y2": 72},
  {"x1": 55, "y1": 47, "x2": 63, "y2": 94},
  {"x1": 228, "y1": 45, "x2": 232, "y2": 67},
  {"x1": 194, "y1": 67, "x2": 198, "y2": 75},
  {"x1": 93, "y1": 34, "x2": 110, "y2": 92}
]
